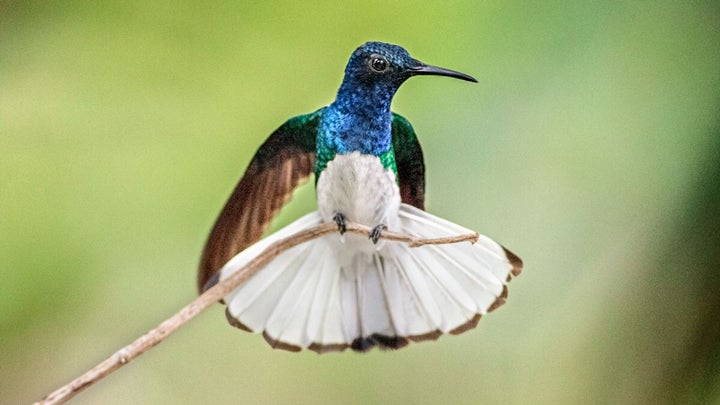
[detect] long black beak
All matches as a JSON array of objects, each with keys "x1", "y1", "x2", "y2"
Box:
[{"x1": 408, "y1": 60, "x2": 477, "y2": 83}]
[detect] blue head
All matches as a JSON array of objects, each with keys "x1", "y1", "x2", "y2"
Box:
[
  {"x1": 319, "y1": 42, "x2": 476, "y2": 160},
  {"x1": 341, "y1": 42, "x2": 420, "y2": 92},
  {"x1": 335, "y1": 42, "x2": 477, "y2": 112}
]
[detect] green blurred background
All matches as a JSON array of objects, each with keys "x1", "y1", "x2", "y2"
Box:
[{"x1": 2, "y1": 1, "x2": 719, "y2": 404}]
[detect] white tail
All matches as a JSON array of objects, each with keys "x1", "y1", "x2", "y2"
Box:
[{"x1": 219, "y1": 204, "x2": 522, "y2": 353}]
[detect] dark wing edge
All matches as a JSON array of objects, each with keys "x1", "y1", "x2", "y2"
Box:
[
  {"x1": 197, "y1": 108, "x2": 323, "y2": 293},
  {"x1": 391, "y1": 112, "x2": 425, "y2": 210}
]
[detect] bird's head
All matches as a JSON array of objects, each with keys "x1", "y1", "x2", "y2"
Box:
[
  {"x1": 327, "y1": 42, "x2": 477, "y2": 155},
  {"x1": 341, "y1": 41, "x2": 477, "y2": 91}
]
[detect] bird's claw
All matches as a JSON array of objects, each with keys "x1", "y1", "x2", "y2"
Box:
[
  {"x1": 369, "y1": 224, "x2": 387, "y2": 244},
  {"x1": 333, "y1": 213, "x2": 347, "y2": 235}
]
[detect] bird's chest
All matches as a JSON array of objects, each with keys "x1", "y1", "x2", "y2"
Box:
[{"x1": 316, "y1": 152, "x2": 400, "y2": 228}]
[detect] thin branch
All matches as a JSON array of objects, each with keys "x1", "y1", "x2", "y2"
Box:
[{"x1": 35, "y1": 221, "x2": 478, "y2": 405}]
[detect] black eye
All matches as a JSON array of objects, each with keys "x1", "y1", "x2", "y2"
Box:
[{"x1": 371, "y1": 57, "x2": 388, "y2": 72}]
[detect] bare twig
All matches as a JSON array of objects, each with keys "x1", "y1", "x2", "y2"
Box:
[{"x1": 35, "y1": 221, "x2": 478, "y2": 404}]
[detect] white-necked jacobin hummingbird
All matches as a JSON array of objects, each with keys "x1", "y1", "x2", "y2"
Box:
[{"x1": 199, "y1": 42, "x2": 522, "y2": 353}]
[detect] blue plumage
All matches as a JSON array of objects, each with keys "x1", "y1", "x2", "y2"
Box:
[{"x1": 315, "y1": 41, "x2": 476, "y2": 174}]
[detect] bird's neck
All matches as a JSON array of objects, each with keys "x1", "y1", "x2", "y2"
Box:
[{"x1": 315, "y1": 81, "x2": 398, "y2": 177}]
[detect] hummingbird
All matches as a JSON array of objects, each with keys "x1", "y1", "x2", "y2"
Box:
[{"x1": 199, "y1": 42, "x2": 522, "y2": 353}]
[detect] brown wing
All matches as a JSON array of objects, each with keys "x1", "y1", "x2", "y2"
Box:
[
  {"x1": 197, "y1": 109, "x2": 323, "y2": 292},
  {"x1": 392, "y1": 112, "x2": 426, "y2": 210}
]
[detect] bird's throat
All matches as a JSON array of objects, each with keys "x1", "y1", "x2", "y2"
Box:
[{"x1": 315, "y1": 83, "x2": 398, "y2": 178}]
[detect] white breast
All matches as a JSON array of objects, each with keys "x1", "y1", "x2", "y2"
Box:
[{"x1": 316, "y1": 152, "x2": 401, "y2": 230}]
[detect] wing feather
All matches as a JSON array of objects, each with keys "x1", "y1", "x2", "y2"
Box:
[
  {"x1": 198, "y1": 109, "x2": 323, "y2": 292},
  {"x1": 392, "y1": 112, "x2": 425, "y2": 210}
]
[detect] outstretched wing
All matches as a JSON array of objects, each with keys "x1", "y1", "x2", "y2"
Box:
[
  {"x1": 392, "y1": 113, "x2": 426, "y2": 210},
  {"x1": 198, "y1": 109, "x2": 323, "y2": 292}
]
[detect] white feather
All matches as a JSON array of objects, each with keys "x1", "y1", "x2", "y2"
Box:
[
  {"x1": 220, "y1": 207, "x2": 516, "y2": 351},
  {"x1": 219, "y1": 153, "x2": 519, "y2": 352}
]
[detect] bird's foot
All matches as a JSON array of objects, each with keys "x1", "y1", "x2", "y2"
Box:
[
  {"x1": 333, "y1": 212, "x2": 347, "y2": 235},
  {"x1": 369, "y1": 224, "x2": 387, "y2": 244}
]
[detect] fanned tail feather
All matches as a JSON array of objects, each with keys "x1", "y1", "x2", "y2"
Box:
[{"x1": 219, "y1": 204, "x2": 522, "y2": 353}]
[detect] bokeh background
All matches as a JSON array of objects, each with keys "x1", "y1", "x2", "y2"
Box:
[{"x1": 2, "y1": 1, "x2": 719, "y2": 404}]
